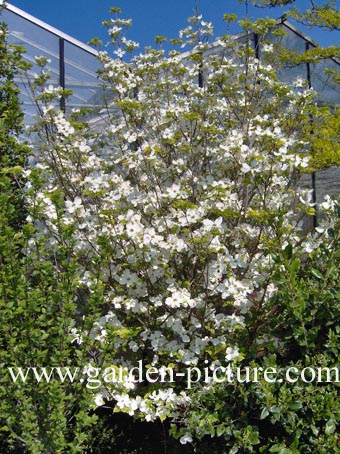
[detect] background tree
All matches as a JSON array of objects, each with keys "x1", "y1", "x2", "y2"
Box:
[
  {"x1": 0, "y1": 17, "x2": 29, "y2": 229},
  {"x1": 252, "y1": 0, "x2": 340, "y2": 170}
]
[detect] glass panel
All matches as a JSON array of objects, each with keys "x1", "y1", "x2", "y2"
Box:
[
  {"x1": 203, "y1": 32, "x2": 256, "y2": 62},
  {"x1": 2, "y1": 8, "x2": 60, "y2": 124},
  {"x1": 315, "y1": 167, "x2": 340, "y2": 204},
  {"x1": 310, "y1": 58, "x2": 340, "y2": 106},
  {"x1": 265, "y1": 23, "x2": 340, "y2": 107},
  {"x1": 64, "y1": 41, "x2": 102, "y2": 111},
  {"x1": 265, "y1": 24, "x2": 308, "y2": 86},
  {"x1": 1, "y1": 7, "x2": 102, "y2": 125}
]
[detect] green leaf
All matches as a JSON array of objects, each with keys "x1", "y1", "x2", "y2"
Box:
[
  {"x1": 289, "y1": 258, "x2": 300, "y2": 277},
  {"x1": 269, "y1": 445, "x2": 291, "y2": 454},
  {"x1": 283, "y1": 243, "x2": 293, "y2": 260},
  {"x1": 325, "y1": 418, "x2": 336, "y2": 435},
  {"x1": 311, "y1": 268, "x2": 324, "y2": 279},
  {"x1": 249, "y1": 431, "x2": 260, "y2": 445},
  {"x1": 289, "y1": 401, "x2": 303, "y2": 411},
  {"x1": 260, "y1": 407, "x2": 270, "y2": 420}
]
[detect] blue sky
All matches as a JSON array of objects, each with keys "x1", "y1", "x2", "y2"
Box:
[{"x1": 6, "y1": 0, "x2": 340, "y2": 49}]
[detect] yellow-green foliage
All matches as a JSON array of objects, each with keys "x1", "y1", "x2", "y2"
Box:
[
  {"x1": 309, "y1": 108, "x2": 340, "y2": 171},
  {"x1": 290, "y1": 1, "x2": 340, "y2": 30}
]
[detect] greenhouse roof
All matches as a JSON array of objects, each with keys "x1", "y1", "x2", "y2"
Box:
[
  {"x1": 1, "y1": 3, "x2": 339, "y2": 126},
  {"x1": 1, "y1": 3, "x2": 102, "y2": 124},
  {"x1": 180, "y1": 18, "x2": 339, "y2": 108}
]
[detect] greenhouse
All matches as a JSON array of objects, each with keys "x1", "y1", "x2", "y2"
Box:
[
  {"x1": 1, "y1": 3, "x2": 102, "y2": 124},
  {"x1": 2, "y1": 4, "x2": 340, "y2": 207},
  {"x1": 2, "y1": 3, "x2": 339, "y2": 122},
  {"x1": 1, "y1": 3, "x2": 339, "y2": 208}
]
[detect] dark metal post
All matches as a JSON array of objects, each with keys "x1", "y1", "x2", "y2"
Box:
[
  {"x1": 254, "y1": 33, "x2": 260, "y2": 60},
  {"x1": 59, "y1": 38, "x2": 66, "y2": 112},
  {"x1": 306, "y1": 42, "x2": 317, "y2": 228},
  {"x1": 198, "y1": 60, "x2": 203, "y2": 89}
]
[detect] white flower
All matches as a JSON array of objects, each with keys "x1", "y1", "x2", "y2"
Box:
[
  {"x1": 226, "y1": 346, "x2": 239, "y2": 362},
  {"x1": 70, "y1": 328, "x2": 83, "y2": 345},
  {"x1": 95, "y1": 329, "x2": 107, "y2": 342},
  {"x1": 162, "y1": 128, "x2": 173, "y2": 139},
  {"x1": 240, "y1": 162, "x2": 252, "y2": 173},
  {"x1": 262, "y1": 43, "x2": 273, "y2": 53},
  {"x1": 65, "y1": 197, "x2": 83, "y2": 214},
  {"x1": 118, "y1": 269, "x2": 139, "y2": 287},
  {"x1": 94, "y1": 392, "x2": 106, "y2": 407},
  {"x1": 165, "y1": 288, "x2": 195, "y2": 309},
  {"x1": 129, "y1": 341, "x2": 139, "y2": 352},
  {"x1": 293, "y1": 77, "x2": 305, "y2": 88},
  {"x1": 202, "y1": 216, "x2": 223, "y2": 232},
  {"x1": 167, "y1": 184, "x2": 181, "y2": 199},
  {"x1": 315, "y1": 226, "x2": 325, "y2": 233},
  {"x1": 294, "y1": 154, "x2": 309, "y2": 168},
  {"x1": 114, "y1": 48, "x2": 125, "y2": 58},
  {"x1": 123, "y1": 131, "x2": 138, "y2": 143},
  {"x1": 108, "y1": 25, "x2": 122, "y2": 36},
  {"x1": 180, "y1": 434, "x2": 193, "y2": 445},
  {"x1": 321, "y1": 195, "x2": 335, "y2": 211},
  {"x1": 301, "y1": 240, "x2": 315, "y2": 253}
]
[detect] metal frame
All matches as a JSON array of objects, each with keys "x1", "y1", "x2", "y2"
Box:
[
  {"x1": 3, "y1": 3, "x2": 102, "y2": 115},
  {"x1": 4, "y1": 3, "x2": 98, "y2": 57}
]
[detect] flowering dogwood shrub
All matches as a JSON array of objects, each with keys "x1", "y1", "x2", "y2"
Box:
[{"x1": 24, "y1": 12, "x2": 339, "y2": 450}]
